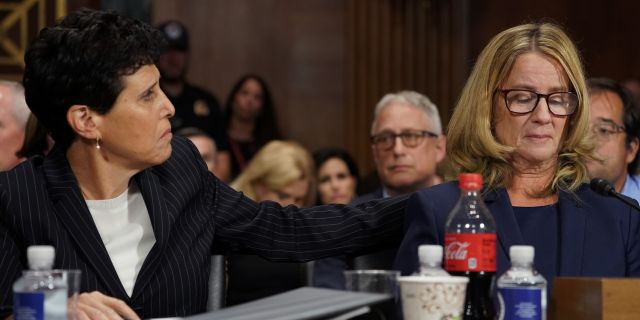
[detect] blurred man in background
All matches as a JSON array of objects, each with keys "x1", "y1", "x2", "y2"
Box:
[
  {"x1": 177, "y1": 127, "x2": 218, "y2": 175},
  {"x1": 157, "y1": 21, "x2": 231, "y2": 181},
  {"x1": 0, "y1": 80, "x2": 29, "y2": 171},
  {"x1": 586, "y1": 78, "x2": 640, "y2": 201},
  {"x1": 313, "y1": 90, "x2": 446, "y2": 289}
]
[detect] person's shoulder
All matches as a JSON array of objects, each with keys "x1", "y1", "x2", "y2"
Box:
[
  {"x1": 406, "y1": 182, "x2": 460, "y2": 212},
  {"x1": 414, "y1": 181, "x2": 459, "y2": 198},
  {"x1": 0, "y1": 156, "x2": 44, "y2": 181},
  {"x1": 0, "y1": 156, "x2": 46, "y2": 201},
  {"x1": 572, "y1": 183, "x2": 635, "y2": 216},
  {"x1": 147, "y1": 136, "x2": 214, "y2": 192},
  {"x1": 162, "y1": 135, "x2": 204, "y2": 167}
]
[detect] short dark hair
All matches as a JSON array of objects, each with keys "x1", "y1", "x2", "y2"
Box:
[
  {"x1": 313, "y1": 148, "x2": 360, "y2": 179},
  {"x1": 23, "y1": 9, "x2": 165, "y2": 149},
  {"x1": 588, "y1": 77, "x2": 640, "y2": 173}
]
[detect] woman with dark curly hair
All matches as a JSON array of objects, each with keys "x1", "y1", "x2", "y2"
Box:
[
  {"x1": 313, "y1": 147, "x2": 360, "y2": 205},
  {"x1": 0, "y1": 9, "x2": 407, "y2": 320}
]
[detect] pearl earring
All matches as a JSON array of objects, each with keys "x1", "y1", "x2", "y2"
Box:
[{"x1": 96, "y1": 138, "x2": 101, "y2": 150}]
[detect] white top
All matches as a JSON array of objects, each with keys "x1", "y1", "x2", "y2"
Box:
[{"x1": 86, "y1": 181, "x2": 156, "y2": 296}]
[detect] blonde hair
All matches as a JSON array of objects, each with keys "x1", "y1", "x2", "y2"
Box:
[
  {"x1": 447, "y1": 22, "x2": 594, "y2": 195},
  {"x1": 231, "y1": 140, "x2": 316, "y2": 206}
]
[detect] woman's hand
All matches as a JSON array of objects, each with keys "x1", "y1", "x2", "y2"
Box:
[{"x1": 76, "y1": 291, "x2": 139, "y2": 320}]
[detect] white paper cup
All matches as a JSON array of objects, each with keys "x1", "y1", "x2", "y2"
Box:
[{"x1": 399, "y1": 275, "x2": 468, "y2": 320}]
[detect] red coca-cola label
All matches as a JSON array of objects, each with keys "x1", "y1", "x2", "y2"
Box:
[{"x1": 444, "y1": 233, "x2": 496, "y2": 272}]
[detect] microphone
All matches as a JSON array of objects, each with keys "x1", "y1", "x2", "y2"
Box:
[{"x1": 590, "y1": 178, "x2": 640, "y2": 211}]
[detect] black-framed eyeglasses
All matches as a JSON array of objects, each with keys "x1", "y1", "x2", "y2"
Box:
[
  {"x1": 590, "y1": 120, "x2": 626, "y2": 142},
  {"x1": 370, "y1": 130, "x2": 438, "y2": 150},
  {"x1": 497, "y1": 89, "x2": 579, "y2": 116}
]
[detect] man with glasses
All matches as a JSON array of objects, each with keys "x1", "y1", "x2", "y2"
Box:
[
  {"x1": 367, "y1": 90, "x2": 446, "y2": 197},
  {"x1": 585, "y1": 78, "x2": 640, "y2": 200},
  {"x1": 313, "y1": 90, "x2": 445, "y2": 289}
]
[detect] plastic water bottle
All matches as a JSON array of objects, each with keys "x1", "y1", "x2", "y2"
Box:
[
  {"x1": 13, "y1": 246, "x2": 67, "y2": 320},
  {"x1": 418, "y1": 245, "x2": 450, "y2": 276},
  {"x1": 497, "y1": 245, "x2": 547, "y2": 320}
]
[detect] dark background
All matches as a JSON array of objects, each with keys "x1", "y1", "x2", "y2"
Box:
[{"x1": 2, "y1": 0, "x2": 638, "y2": 175}]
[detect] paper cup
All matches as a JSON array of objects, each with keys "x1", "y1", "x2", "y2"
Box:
[{"x1": 399, "y1": 275, "x2": 468, "y2": 320}]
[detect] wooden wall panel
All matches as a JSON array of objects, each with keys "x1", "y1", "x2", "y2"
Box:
[
  {"x1": 468, "y1": 0, "x2": 640, "y2": 83},
  {"x1": 345, "y1": 0, "x2": 468, "y2": 175},
  {"x1": 153, "y1": 0, "x2": 347, "y2": 155},
  {"x1": 153, "y1": 0, "x2": 468, "y2": 177}
]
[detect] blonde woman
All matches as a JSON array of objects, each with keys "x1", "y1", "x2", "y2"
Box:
[
  {"x1": 231, "y1": 140, "x2": 315, "y2": 207},
  {"x1": 395, "y1": 22, "x2": 640, "y2": 306}
]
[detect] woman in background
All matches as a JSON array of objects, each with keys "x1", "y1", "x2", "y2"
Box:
[
  {"x1": 313, "y1": 147, "x2": 359, "y2": 205},
  {"x1": 230, "y1": 140, "x2": 315, "y2": 207},
  {"x1": 227, "y1": 140, "x2": 316, "y2": 305},
  {"x1": 224, "y1": 74, "x2": 282, "y2": 180}
]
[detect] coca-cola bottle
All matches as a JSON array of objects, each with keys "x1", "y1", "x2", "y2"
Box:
[{"x1": 444, "y1": 173, "x2": 497, "y2": 320}]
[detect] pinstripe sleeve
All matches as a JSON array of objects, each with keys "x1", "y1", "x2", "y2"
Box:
[
  {"x1": 0, "y1": 170, "x2": 28, "y2": 318},
  {"x1": 210, "y1": 177, "x2": 409, "y2": 262}
]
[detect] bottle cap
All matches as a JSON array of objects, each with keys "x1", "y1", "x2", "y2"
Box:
[
  {"x1": 27, "y1": 245, "x2": 55, "y2": 270},
  {"x1": 459, "y1": 173, "x2": 483, "y2": 190},
  {"x1": 509, "y1": 245, "x2": 534, "y2": 264},
  {"x1": 418, "y1": 245, "x2": 443, "y2": 263}
]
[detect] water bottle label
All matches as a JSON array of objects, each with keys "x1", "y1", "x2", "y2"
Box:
[
  {"x1": 444, "y1": 233, "x2": 496, "y2": 272},
  {"x1": 497, "y1": 287, "x2": 543, "y2": 320},
  {"x1": 14, "y1": 292, "x2": 44, "y2": 320}
]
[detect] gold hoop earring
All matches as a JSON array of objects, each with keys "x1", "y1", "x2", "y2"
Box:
[{"x1": 96, "y1": 138, "x2": 101, "y2": 150}]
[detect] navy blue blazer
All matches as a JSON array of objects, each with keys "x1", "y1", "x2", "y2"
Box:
[
  {"x1": 393, "y1": 182, "x2": 640, "y2": 287},
  {"x1": 0, "y1": 137, "x2": 407, "y2": 318}
]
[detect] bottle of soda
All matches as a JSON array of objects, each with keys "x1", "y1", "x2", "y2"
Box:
[
  {"x1": 417, "y1": 245, "x2": 450, "y2": 277},
  {"x1": 497, "y1": 246, "x2": 547, "y2": 320},
  {"x1": 444, "y1": 173, "x2": 497, "y2": 320}
]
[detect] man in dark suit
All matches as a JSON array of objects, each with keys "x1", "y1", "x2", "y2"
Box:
[
  {"x1": 0, "y1": 9, "x2": 407, "y2": 319},
  {"x1": 313, "y1": 90, "x2": 446, "y2": 289}
]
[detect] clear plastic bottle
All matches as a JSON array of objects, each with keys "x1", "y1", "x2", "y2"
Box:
[
  {"x1": 444, "y1": 173, "x2": 497, "y2": 320},
  {"x1": 497, "y1": 245, "x2": 547, "y2": 320},
  {"x1": 13, "y1": 246, "x2": 67, "y2": 320},
  {"x1": 418, "y1": 245, "x2": 450, "y2": 276}
]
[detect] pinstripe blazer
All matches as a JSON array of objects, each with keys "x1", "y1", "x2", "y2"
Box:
[{"x1": 0, "y1": 137, "x2": 407, "y2": 318}]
